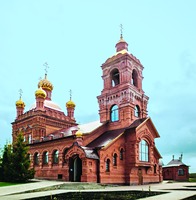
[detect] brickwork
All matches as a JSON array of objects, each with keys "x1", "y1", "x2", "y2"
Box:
[{"x1": 12, "y1": 35, "x2": 162, "y2": 185}]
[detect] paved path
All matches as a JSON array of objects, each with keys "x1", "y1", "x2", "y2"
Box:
[{"x1": 0, "y1": 180, "x2": 195, "y2": 200}]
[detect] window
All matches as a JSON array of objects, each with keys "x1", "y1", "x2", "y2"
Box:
[
  {"x1": 111, "y1": 69, "x2": 120, "y2": 87},
  {"x1": 139, "y1": 140, "x2": 149, "y2": 162},
  {"x1": 43, "y1": 151, "x2": 49, "y2": 165},
  {"x1": 178, "y1": 168, "x2": 184, "y2": 176},
  {"x1": 53, "y1": 150, "x2": 59, "y2": 164},
  {"x1": 120, "y1": 148, "x2": 124, "y2": 160},
  {"x1": 34, "y1": 152, "x2": 39, "y2": 165},
  {"x1": 131, "y1": 69, "x2": 138, "y2": 87},
  {"x1": 113, "y1": 153, "x2": 117, "y2": 166},
  {"x1": 111, "y1": 105, "x2": 119, "y2": 122},
  {"x1": 63, "y1": 148, "x2": 68, "y2": 164},
  {"x1": 28, "y1": 135, "x2": 31, "y2": 144},
  {"x1": 134, "y1": 105, "x2": 140, "y2": 117},
  {"x1": 106, "y1": 159, "x2": 110, "y2": 172}
]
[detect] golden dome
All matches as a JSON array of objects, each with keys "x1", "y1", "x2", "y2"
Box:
[
  {"x1": 66, "y1": 100, "x2": 76, "y2": 108},
  {"x1": 117, "y1": 37, "x2": 126, "y2": 43},
  {"x1": 75, "y1": 130, "x2": 83, "y2": 137},
  {"x1": 16, "y1": 98, "x2": 25, "y2": 108},
  {"x1": 35, "y1": 87, "x2": 46, "y2": 98},
  {"x1": 38, "y1": 75, "x2": 53, "y2": 91}
]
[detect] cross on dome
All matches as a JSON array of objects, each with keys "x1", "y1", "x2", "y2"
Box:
[
  {"x1": 19, "y1": 89, "x2": 23, "y2": 99},
  {"x1": 120, "y1": 24, "x2": 123, "y2": 39},
  {"x1": 43, "y1": 62, "x2": 49, "y2": 76},
  {"x1": 69, "y1": 89, "x2": 72, "y2": 100}
]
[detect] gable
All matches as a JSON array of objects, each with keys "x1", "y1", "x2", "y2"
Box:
[{"x1": 136, "y1": 117, "x2": 160, "y2": 139}]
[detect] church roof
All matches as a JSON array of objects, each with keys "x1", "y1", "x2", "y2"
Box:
[
  {"x1": 78, "y1": 120, "x2": 103, "y2": 133},
  {"x1": 87, "y1": 118, "x2": 148, "y2": 148},
  {"x1": 51, "y1": 120, "x2": 103, "y2": 137},
  {"x1": 87, "y1": 128, "x2": 125, "y2": 148},
  {"x1": 82, "y1": 147, "x2": 99, "y2": 160},
  {"x1": 127, "y1": 118, "x2": 147, "y2": 129},
  {"x1": 30, "y1": 99, "x2": 63, "y2": 112},
  {"x1": 163, "y1": 159, "x2": 188, "y2": 168}
]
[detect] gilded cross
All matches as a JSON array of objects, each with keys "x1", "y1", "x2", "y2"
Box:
[
  {"x1": 43, "y1": 62, "x2": 49, "y2": 75},
  {"x1": 120, "y1": 24, "x2": 123, "y2": 35},
  {"x1": 69, "y1": 89, "x2": 72, "y2": 100},
  {"x1": 19, "y1": 89, "x2": 23, "y2": 99}
]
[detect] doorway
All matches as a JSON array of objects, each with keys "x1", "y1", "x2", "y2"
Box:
[
  {"x1": 138, "y1": 168, "x2": 143, "y2": 185},
  {"x1": 69, "y1": 155, "x2": 82, "y2": 182}
]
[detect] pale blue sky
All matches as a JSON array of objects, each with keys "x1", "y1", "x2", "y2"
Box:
[{"x1": 0, "y1": 1, "x2": 196, "y2": 172}]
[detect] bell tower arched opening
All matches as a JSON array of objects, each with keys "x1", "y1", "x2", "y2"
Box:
[
  {"x1": 134, "y1": 105, "x2": 140, "y2": 118},
  {"x1": 131, "y1": 69, "x2": 138, "y2": 88},
  {"x1": 111, "y1": 69, "x2": 120, "y2": 87}
]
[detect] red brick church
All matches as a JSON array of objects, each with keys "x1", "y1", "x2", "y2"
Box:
[{"x1": 12, "y1": 33, "x2": 162, "y2": 185}]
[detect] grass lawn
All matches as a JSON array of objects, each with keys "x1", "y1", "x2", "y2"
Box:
[
  {"x1": 0, "y1": 182, "x2": 19, "y2": 187},
  {"x1": 189, "y1": 178, "x2": 196, "y2": 182}
]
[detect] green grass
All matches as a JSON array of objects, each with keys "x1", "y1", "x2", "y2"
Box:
[
  {"x1": 189, "y1": 178, "x2": 196, "y2": 182},
  {"x1": 0, "y1": 182, "x2": 19, "y2": 187},
  {"x1": 188, "y1": 173, "x2": 196, "y2": 182}
]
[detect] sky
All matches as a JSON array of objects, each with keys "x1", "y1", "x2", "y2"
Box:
[{"x1": 0, "y1": 0, "x2": 196, "y2": 172}]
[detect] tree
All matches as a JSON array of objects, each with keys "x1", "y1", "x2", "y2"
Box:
[
  {"x1": 12, "y1": 132, "x2": 35, "y2": 182},
  {"x1": 0, "y1": 143, "x2": 14, "y2": 181},
  {"x1": 0, "y1": 132, "x2": 35, "y2": 182}
]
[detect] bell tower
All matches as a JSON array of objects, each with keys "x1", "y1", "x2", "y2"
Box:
[{"x1": 97, "y1": 31, "x2": 149, "y2": 129}]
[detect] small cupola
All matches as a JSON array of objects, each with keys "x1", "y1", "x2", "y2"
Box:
[
  {"x1": 15, "y1": 89, "x2": 25, "y2": 118},
  {"x1": 35, "y1": 87, "x2": 47, "y2": 99},
  {"x1": 66, "y1": 90, "x2": 76, "y2": 119},
  {"x1": 115, "y1": 32, "x2": 128, "y2": 52}
]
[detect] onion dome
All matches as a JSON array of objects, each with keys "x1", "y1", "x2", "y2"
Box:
[
  {"x1": 16, "y1": 98, "x2": 25, "y2": 108},
  {"x1": 38, "y1": 74, "x2": 53, "y2": 91},
  {"x1": 75, "y1": 130, "x2": 83, "y2": 138},
  {"x1": 66, "y1": 100, "x2": 76, "y2": 108},
  {"x1": 35, "y1": 87, "x2": 46, "y2": 99}
]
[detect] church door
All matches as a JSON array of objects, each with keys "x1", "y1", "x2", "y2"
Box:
[
  {"x1": 138, "y1": 168, "x2": 143, "y2": 185},
  {"x1": 69, "y1": 155, "x2": 82, "y2": 182}
]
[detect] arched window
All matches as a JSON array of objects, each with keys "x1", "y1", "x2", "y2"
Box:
[
  {"x1": 139, "y1": 140, "x2": 149, "y2": 162},
  {"x1": 106, "y1": 159, "x2": 110, "y2": 172},
  {"x1": 53, "y1": 150, "x2": 59, "y2": 164},
  {"x1": 110, "y1": 105, "x2": 119, "y2": 122},
  {"x1": 134, "y1": 105, "x2": 140, "y2": 117},
  {"x1": 111, "y1": 69, "x2": 120, "y2": 87},
  {"x1": 34, "y1": 152, "x2": 39, "y2": 165},
  {"x1": 43, "y1": 151, "x2": 49, "y2": 165},
  {"x1": 131, "y1": 69, "x2": 138, "y2": 87},
  {"x1": 113, "y1": 153, "x2": 117, "y2": 166},
  {"x1": 63, "y1": 148, "x2": 68, "y2": 164},
  {"x1": 120, "y1": 148, "x2": 124, "y2": 160}
]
